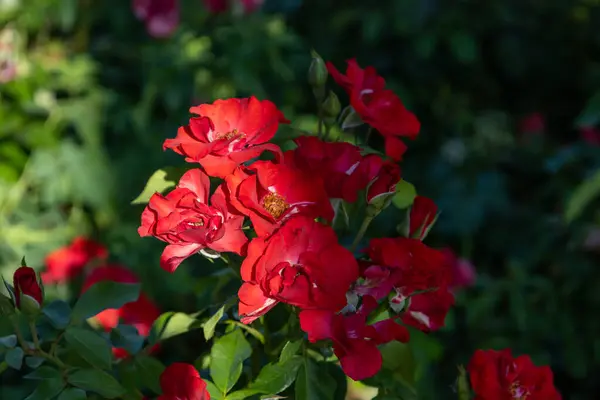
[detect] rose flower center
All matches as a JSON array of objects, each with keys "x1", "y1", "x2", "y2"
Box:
[
  {"x1": 261, "y1": 192, "x2": 289, "y2": 219},
  {"x1": 509, "y1": 382, "x2": 529, "y2": 400},
  {"x1": 215, "y1": 128, "x2": 245, "y2": 141}
]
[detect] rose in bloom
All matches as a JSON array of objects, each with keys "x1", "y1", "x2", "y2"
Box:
[
  {"x1": 238, "y1": 216, "x2": 358, "y2": 324},
  {"x1": 43, "y1": 237, "x2": 108, "y2": 284},
  {"x1": 467, "y1": 349, "x2": 562, "y2": 400},
  {"x1": 163, "y1": 97, "x2": 289, "y2": 178},
  {"x1": 390, "y1": 286, "x2": 454, "y2": 332},
  {"x1": 284, "y1": 136, "x2": 384, "y2": 202},
  {"x1": 224, "y1": 160, "x2": 333, "y2": 237},
  {"x1": 12, "y1": 266, "x2": 43, "y2": 311},
  {"x1": 300, "y1": 296, "x2": 409, "y2": 381},
  {"x1": 366, "y1": 160, "x2": 401, "y2": 204},
  {"x1": 132, "y1": 0, "x2": 179, "y2": 38},
  {"x1": 327, "y1": 59, "x2": 420, "y2": 161},
  {"x1": 409, "y1": 195, "x2": 438, "y2": 240},
  {"x1": 158, "y1": 362, "x2": 210, "y2": 400},
  {"x1": 138, "y1": 168, "x2": 247, "y2": 272},
  {"x1": 442, "y1": 248, "x2": 476, "y2": 289},
  {"x1": 82, "y1": 265, "x2": 161, "y2": 359}
]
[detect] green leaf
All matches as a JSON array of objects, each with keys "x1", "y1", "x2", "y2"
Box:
[
  {"x1": 6, "y1": 346, "x2": 24, "y2": 369},
  {"x1": 57, "y1": 388, "x2": 87, "y2": 400},
  {"x1": 131, "y1": 168, "x2": 177, "y2": 205},
  {"x1": 225, "y1": 389, "x2": 262, "y2": 400},
  {"x1": 0, "y1": 334, "x2": 17, "y2": 348},
  {"x1": 576, "y1": 91, "x2": 600, "y2": 127},
  {"x1": 279, "y1": 340, "x2": 302, "y2": 363},
  {"x1": 64, "y1": 327, "x2": 113, "y2": 370},
  {"x1": 25, "y1": 366, "x2": 61, "y2": 380},
  {"x1": 24, "y1": 376, "x2": 66, "y2": 400},
  {"x1": 449, "y1": 31, "x2": 477, "y2": 64},
  {"x1": 42, "y1": 300, "x2": 72, "y2": 329},
  {"x1": 249, "y1": 356, "x2": 303, "y2": 394},
  {"x1": 68, "y1": 369, "x2": 126, "y2": 399},
  {"x1": 210, "y1": 329, "x2": 252, "y2": 394},
  {"x1": 565, "y1": 169, "x2": 600, "y2": 223},
  {"x1": 134, "y1": 355, "x2": 165, "y2": 394},
  {"x1": 149, "y1": 311, "x2": 198, "y2": 344},
  {"x1": 206, "y1": 381, "x2": 225, "y2": 400},
  {"x1": 111, "y1": 325, "x2": 144, "y2": 355},
  {"x1": 380, "y1": 341, "x2": 416, "y2": 388},
  {"x1": 71, "y1": 281, "x2": 141, "y2": 322},
  {"x1": 392, "y1": 180, "x2": 417, "y2": 209},
  {"x1": 204, "y1": 305, "x2": 225, "y2": 341},
  {"x1": 25, "y1": 356, "x2": 45, "y2": 369},
  {"x1": 294, "y1": 358, "x2": 336, "y2": 400}
]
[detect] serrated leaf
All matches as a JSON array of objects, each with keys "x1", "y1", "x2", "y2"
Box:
[
  {"x1": 42, "y1": 300, "x2": 72, "y2": 329},
  {"x1": 6, "y1": 346, "x2": 24, "y2": 369},
  {"x1": 68, "y1": 368, "x2": 126, "y2": 399},
  {"x1": 64, "y1": 327, "x2": 113, "y2": 370},
  {"x1": 204, "y1": 305, "x2": 225, "y2": 341},
  {"x1": 57, "y1": 388, "x2": 87, "y2": 400},
  {"x1": 249, "y1": 356, "x2": 302, "y2": 394},
  {"x1": 279, "y1": 340, "x2": 302, "y2": 363},
  {"x1": 149, "y1": 311, "x2": 198, "y2": 344},
  {"x1": 131, "y1": 169, "x2": 177, "y2": 205},
  {"x1": 71, "y1": 281, "x2": 140, "y2": 322},
  {"x1": 210, "y1": 329, "x2": 252, "y2": 394}
]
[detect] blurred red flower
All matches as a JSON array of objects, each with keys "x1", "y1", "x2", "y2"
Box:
[
  {"x1": 519, "y1": 113, "x2": 545, "y2": 135},
  {"x1": 327, "y1": 59, "x2": 420, "y2": 161},
  {"x1": 13, "y1": 266, "x2": 43, "y2": 310},
  {"x1": 163, "y1": 97, "x2": 289, "y2": 178},
  {"x1": 82, "y1": 265, "x2": 161, "y2": 359},
  {"x1": 300, "y1": 296, "x2": 409, "y2": 381},
  {"x1": 238, "y1": 216, "x2": 358, "y2": 324},
  {"x1": 409, "y1": 195, "x2": 438, "y2": 240},
  {"x1": 158, "y1": 362, "x2": 210, "y2": 400},
  {"x1": 138, "y1": 168, "x2": 248, "y2": 273},
  {"x1": 203, "y1": 0, "x2": 263, "y2": 13},
  {"x1": 442, "y1": 248, "x2": 476, "y2": 289},
  {"x1": 224, "y1": 161, "x2": 333, "y2": 237},
  {"x1": 43, "y1": 237, "x2": 108, "y2": 284},
  {"x1": 580, "y1": 126, "x2": 600, "y2": 146},
  {"x1": 468, "y1": 349, "x2": 562, "y2": 400},
  {"x1": 132, "y1": 0, "x2": 180, "y2": 38}
]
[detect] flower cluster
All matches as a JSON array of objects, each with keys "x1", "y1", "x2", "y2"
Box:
[
  {"x1": 138, "y1": 57, "x2": 462, "y2": 381},
  {"x1": 43, "y1": 237, "x2": 161, "y2": 359}
]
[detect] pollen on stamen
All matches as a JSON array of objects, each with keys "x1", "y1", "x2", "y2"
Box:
[
  {"x1": 261, "y1": 192, "x2": 289, "y2": 219},
  {"x1": 215, "y1": 128, "x2": 245, "y2": 141}
]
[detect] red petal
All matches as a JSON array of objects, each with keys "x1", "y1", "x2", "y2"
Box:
[{"x1": 160, "y1": 243, "x2": 203, "y2": 273}]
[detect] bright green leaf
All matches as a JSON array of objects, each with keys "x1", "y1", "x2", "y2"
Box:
[
  {"x1": 6, "y1": 346, "x2": 24, "y2": 369},
  {"x1": 565, "y1": 169, "x2": 600, "y2": 223},
  {"x1": 225, "y1": 389, "x2": 262, "y2": 400},
  {"x1": 131, "y1": 169, "x2": 177, "y2": 205},
  {"x1": 294, "y1": 358, "x2": 336, "y2": 400},
  {"x1": 204, "y1": 305, "x2": 225, "y2": 341},
  {"x1": 68, "y1": 368, "x2": 126, "y2": 399},
  {"x1": 380, "y1": 341, "x2": 416, "y2": 388},
  {"x1": 210, "y1": 329, "x2": 252, "y2": 394},
  {"x1": 249, "y1": 356, "x2": 302, "y2": 394},
  {"x1": 149, "y1": 312, "x2": 198, "y2": 344},
  {"x1": 42, "y1": 300, "x2": 72, "y2": 329},
  {"x1": 279, "y1": 340, "x2": 302, "y2": 363},
  {"x1": 64, "y1": 327, "x2": 113, "y2": 370},
  {"x1": 71, "y1": 281, "x2": 140, "y2": 322},
  {"x1": 393, "y1": 180, "x2": 417, "y2": 209},
  {"x1": 57, "y1": 388, "x2": 87, "y2": 400},
  {"x1": 206, "y1": 381, "x2": 225, "y2": 400}
]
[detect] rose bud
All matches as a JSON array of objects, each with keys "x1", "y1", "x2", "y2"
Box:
[{"x1": 12, "y1": 266, "x2": 44, "y2": 314}]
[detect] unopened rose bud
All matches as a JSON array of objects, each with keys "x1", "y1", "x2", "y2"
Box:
[
  {"x1": 322, "y1": 91, "x2": 341, "y2": 120},
  {"x1": 12, "y1": 266, "x2": 43, "y2": 315},
  {"x1": 308, "y1": 50, "x2": 328, "y2": 89}
]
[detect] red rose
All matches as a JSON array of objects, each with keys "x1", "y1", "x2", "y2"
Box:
[
  {"x1": 467, "y1": 349, "x2": 561, "y2": 400},
  {"x1": 224, "y1": 161, "x2": 334, "y2": 237},
  {"x1": 138, "y1": 168, "x2": 248, "y2": 272},
  {"x1": 158, "y1": 363, "x2": 210, "y2": 400},
  {"x1": 409, "y1": 196, "x2": 438, "y2": 240},
  {"x1": 132, "y1": 0, "x2": 179, "y2": 38},
  {"x1": 203, "y1": 0, "x2": 262, "y2": 13},
  {"x1": 42, "y1": 237, "x2": 108, "y2": 284},
  {"x1": 391, "y1": 286, "x2": 454, "y2": 332},
  {"x1": 327, "y1": 59, "x2": 420, "y2": 161},
  {"x1": 284, "y1": 136, "x2": 383, "y2": 202},
  {"x1": 163, "y1": 97, "x2": 289, "y2": 178},
  {"x1": 366, "y1": 161, "x2": 401, "y2": 204},
  {"x1": 300, "y1": 296, "x2": 409, "y2": 381},
  {"x1": 13, "y1": 266, "x2": 43, "y2": 311},
  {"x1": 82, "y1": 265, "x2": 161, "y2": 359},
  {"x1": 238, "y1": 216, "x2": 358, "y2": 324}
]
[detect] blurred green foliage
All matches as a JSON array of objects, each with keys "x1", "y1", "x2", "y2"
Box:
[{"x1": 2, "y1": 0, "x2": 600, "y2": 398}]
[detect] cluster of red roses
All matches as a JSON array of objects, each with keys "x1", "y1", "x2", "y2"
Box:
[
  {"x1": 43, "y1": 237, "x2": 161, "y2": 359},
  {"x1": 138, "y1": 58, "x2": 451, "y2": 381}
]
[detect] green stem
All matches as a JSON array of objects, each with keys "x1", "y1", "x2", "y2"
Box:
[
  {"x1": 220, "y1": 254, "x2": 241, "y2": 278},
  {"x1": 29, "y1": 320, "x2": 40, "y2": 349},
  {"x1": 317, "y1": 111, "x2": 324, "y2": 139},
  {"x1": 10, "y1": 316, "x2": 28, "y2": 350},
  {"x1": 226, "y1": 321, "x2": 265, "y2": 344},
  {"x1": 323, "y1": 123, "x2": 332, "y2": 141},
  {"x1": 349, "y1": 215, "x2": 374, "y2": 252}
]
